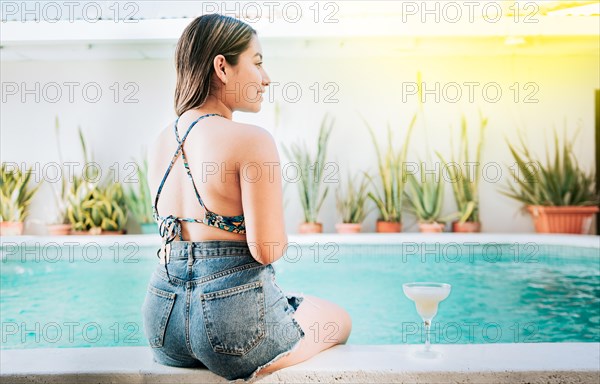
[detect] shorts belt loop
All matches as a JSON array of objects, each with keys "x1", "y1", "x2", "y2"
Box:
[{"x1": 187, "y1": 242, "x2": 194, "y2": 268}]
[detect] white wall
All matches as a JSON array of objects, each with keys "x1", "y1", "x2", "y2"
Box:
[{"x1": 1, "y1": 38, "x2": 598, "y2": 234}]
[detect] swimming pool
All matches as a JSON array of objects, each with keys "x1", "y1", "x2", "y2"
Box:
[{"x1": 1, "y1": 235, "x2": 598, "y2": 349}]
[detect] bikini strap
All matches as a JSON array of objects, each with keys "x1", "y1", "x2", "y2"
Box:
[
  {"x1": 173, "y1": 113, "x2": 224, "y2": 215},
  {"x1": 152, "y1": 113, "x2": 223, "y2": 221}
]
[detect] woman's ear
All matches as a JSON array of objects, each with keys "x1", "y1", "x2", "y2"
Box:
[{"x1": 213, "y1": 55, "x2": 228, "y2": 85}]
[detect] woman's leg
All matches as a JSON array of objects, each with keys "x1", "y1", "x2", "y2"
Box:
[{"x1": 257, "y1": 294, "x2": 352, "y2": 374}]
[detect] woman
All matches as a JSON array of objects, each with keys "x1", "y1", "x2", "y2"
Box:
[{"x1": 142, "y1": 13, "x2": 352, "y2": 383}]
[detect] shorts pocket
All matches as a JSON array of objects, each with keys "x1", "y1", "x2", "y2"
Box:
[
  {"x1": 142, "y1": 285, "x2": 176, "y2": 348},
  {"x1": 200, "y1": 281, "x2": 266, "y2": 356}
]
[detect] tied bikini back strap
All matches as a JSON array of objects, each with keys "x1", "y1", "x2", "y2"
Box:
[{"x1": 173, "y1": 116, "x2": 213, "y2": 213}]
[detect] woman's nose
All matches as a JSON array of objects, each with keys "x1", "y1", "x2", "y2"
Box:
[{"x1": 262, "y1": 71, "x2": 271, "y2": 87}]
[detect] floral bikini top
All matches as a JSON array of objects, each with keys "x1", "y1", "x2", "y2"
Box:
[{"x1": 152, "y1": 113, "x2": 246, "y2": 263}]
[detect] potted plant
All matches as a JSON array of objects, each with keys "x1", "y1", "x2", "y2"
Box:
[
  {"x1": 47, "y1": 116, "x2": 73, "y2": 235},
  {"x1": 363, "y1": 113, "x2": 417, "y2": 232},
  {"x1": 66, "y1": 127, "x2": 128, "y2": 235},
  {"x1": 283, "y1": 114, "x2": 333, "y2": 234},
  {"x1": 0, "y1": 163, "x2": 42, "y2": 236},
  {"x1": 436, "y1": 112, "x2": 488, "y2": 233},
  {"x1": 66, "y1": 175, "x2": 96, "y2": 234},
  {"x1": 404, "y1": 165, "x2": 459, "y2": 233},
  {"x1": 500, "y1": 124, "x2": 599, "y2": 234},
  {"x1": 67, "y1": 177, "x2": 129, "y2": 235},
  {"x1": 335, "y1": 171, "x2": 372, "y2": 233},
  {"x1": 87, "y1": 182, "x2": 128, "y2": 235},
  {"x1": 125, "y1": 154, "x2": 157, "y2": 234}
]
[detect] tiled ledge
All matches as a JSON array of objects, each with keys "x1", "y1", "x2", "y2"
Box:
[
  {"x1": 1, "y1": 233, "x2": 598, "y2": 248},
  {"x1": 1, "y1": 343, "x2": 598, "y2": 384}
]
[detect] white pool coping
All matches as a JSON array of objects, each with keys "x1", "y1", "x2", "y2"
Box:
[
  {"x1": 1, "y1": 233, "x2": 598, "y2": 249},
  {"x1": 1, "y1": 343, "x2": 598, "y2": 383}
]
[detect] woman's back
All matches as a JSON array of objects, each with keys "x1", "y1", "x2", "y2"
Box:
[
  {"x1": 148, "y1": 113, "x2": 249, "y2": 242},
  {"x1": 148, "y1": 111, "x2": 289, "y2": 264}
]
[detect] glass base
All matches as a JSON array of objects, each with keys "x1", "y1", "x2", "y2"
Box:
[{"x1": 411, "y1": 348, "x2": 442, "y2": 359}]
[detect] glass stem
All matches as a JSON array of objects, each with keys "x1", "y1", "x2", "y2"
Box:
[{"x1": 424, "y1": 319, "x2": 431, "y2": 351}]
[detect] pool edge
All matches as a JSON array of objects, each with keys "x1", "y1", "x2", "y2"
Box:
[{"x1": 1, "y1": 343, "x2": 598, "y2": 383}]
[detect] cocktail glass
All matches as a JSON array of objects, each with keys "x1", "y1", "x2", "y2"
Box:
[{"x1": 402, "y1": 282, "x2": 452, "y2": 358}]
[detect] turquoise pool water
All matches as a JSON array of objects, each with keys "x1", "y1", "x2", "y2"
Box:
[{"x1": 1, "y1": 241, "x2": 598, "y2": 349}]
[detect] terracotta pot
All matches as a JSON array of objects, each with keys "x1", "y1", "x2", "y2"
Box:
[
  {"x1": 452, "y1": 221, "x2": 481, "y2": 233},
  {"x1": 299, "y1": 222, "x2": 323, "y2": 234},
  {"x1": 418, "y1": 222, "x2": 445, "y2": 233},
  {"x1": 376, "y1": 220, "x2": 402, "y2": 233},
  {"x1": 69, "y1": 228, "x2": 125, "y2": 235},
  {"x1": 335, "y1": 223, "x2": 362, "y2": 234},
  {"x1": 99, "y1": 229, "x2": 126, "y2": 235},
  {"x1": 47, "y1": 223, "x2": 72, "y2": 236},
  {"x1": 526, "y1": 205, "x2": 599, "y2": 234},
  {"x1": 0, "y1": 222, "x2": 24, "y2": 236},
  {"x1": 70, "y1": 229, "x2": 90, "y2": 235}
]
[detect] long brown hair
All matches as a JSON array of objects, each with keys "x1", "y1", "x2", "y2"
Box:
[{"x1": 174, "y1": 14, "x2": 256, "y2": 116}]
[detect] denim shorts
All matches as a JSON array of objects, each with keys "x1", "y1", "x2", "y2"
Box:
[{"x1": 141, "y1": 240, "x2": 306, "y2": 382}]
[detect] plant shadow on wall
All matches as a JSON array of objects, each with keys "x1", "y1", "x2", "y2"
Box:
[
  {"x1": 499, "y1": 120, "x2": 599, "y2": 234},
  {"x1": 282, "y1": 114, "x2": 334, "y2": 234}
]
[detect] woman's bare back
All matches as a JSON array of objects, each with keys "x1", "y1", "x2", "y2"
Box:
[{"x1": 148, "y1": 114, "x2": 251, "y2": 242}]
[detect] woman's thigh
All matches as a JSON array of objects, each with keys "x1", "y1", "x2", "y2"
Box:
[{"x1": 258, "y1": 294, "x2": 352, "y2": 374}]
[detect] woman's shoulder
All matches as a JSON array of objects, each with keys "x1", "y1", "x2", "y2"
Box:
[{"x1": 223, "y1": 119, "x2": 274, "y2": 140}]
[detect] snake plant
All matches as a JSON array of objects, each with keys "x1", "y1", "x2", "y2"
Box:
[
  {"x1": 125, "y1": 155, "x2": 154, "y2": 224},
  {"x1": 0, "y1": 163, "x2": 42, "y2": 222},
  {"x1": 436, "y1": 112, "x2": 488, "y2": 223},
  {"x1": 500, "y1": 124, "x2": 599, "y2": 207},
  {"x1": 336, "y1": 171, "x2": 372, "y2": 224},
  {"x1": 362, "y1": 112, "x2": 418, "y2": 223},
  {"x1": 283, "y1": 114, "x2": 333, "y2": 223}
]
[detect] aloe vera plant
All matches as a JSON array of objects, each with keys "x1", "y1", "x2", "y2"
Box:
[
  {"x1": 283, "y1": 115, "x2": 333, "y2": 223},
  {"x1": 436, "y1": 112, "x2": 488, "y2": 223},
  {"x1": 404, "y1": 166, "x2": 458, "y2": 224},
  {"x1": 0, "y1": 163, "x2": 42, "y2": 222},
  {"x1": 362, "y1": 113, "x2": 418, "y2": 223},
  {"x1": 500, "y1": 125, "x2": 599, "y2": 207},
  {"x1": 336, "y1": 171, "x2": 372, "y2": 224},
  {"x1": 125, "y1": 155, "x2": 154, "y2": 225}
]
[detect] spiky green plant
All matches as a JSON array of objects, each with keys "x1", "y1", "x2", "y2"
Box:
[
  {"x1": 65, "y1": 127, "x2": 127, "y2": 232},
  {"x1": 362, "y1": 113, "x2": 418, "y2": 223},
  {"x1": 86, "y1": 182, "x2": 128, "y2": 232},
  {"x1": 0, "y1": 164, "x2": 42, "y2": 222},
  {"x1": 336, "y1": 171, "x2": 372, "y2": 224},
  {"x1": 66, "y1": 175, "x2": 96, "y2": 231},
  {"x1": 403, "y1": 166, "x2": 459, "y2": 224},
  {"x1": 500, "y1": 124, "x2": 599, "y2": 207},
  {"x1": 283, "y1": 114, "x2": 333, "y2": 223},
  {"x1": 436, "y1": 112, "x2": 488, "y2": 224},
  {"x1": 125, "y1": 154, "x2": 154, "y2": 224}
]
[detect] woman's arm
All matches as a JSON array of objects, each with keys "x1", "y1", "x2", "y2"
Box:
[{"x1": 239, "y1": 127, "x2": 288, "y2": 264}]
